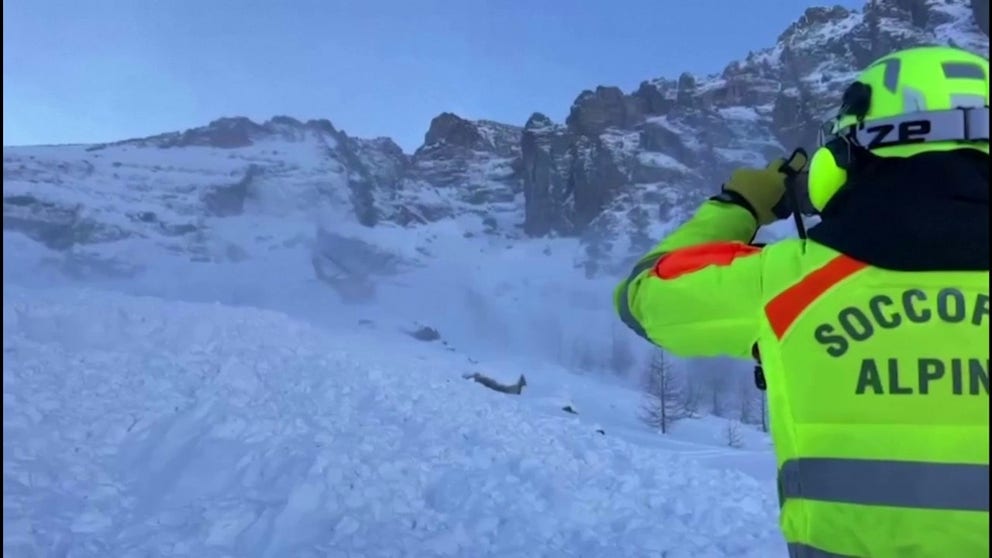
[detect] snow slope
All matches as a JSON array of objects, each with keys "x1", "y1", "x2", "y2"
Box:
[
  {"x1": 0, "y1": 136, "x2": 648, "y2": 374},
  {"x1": 3, "y1": 285, "x2": 784, "y2": 558}
]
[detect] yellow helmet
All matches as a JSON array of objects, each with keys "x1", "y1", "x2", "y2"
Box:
[{"x1": 807, "y1": 46, "x2": 989, "y2": 212}]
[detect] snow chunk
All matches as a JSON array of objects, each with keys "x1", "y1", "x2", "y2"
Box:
[
  {"x1": 718, "y1": 107, "x2": 760, "y2": 122},
  {"x1": 637, "y1": 151, "x2": 691, "y2": 173}
]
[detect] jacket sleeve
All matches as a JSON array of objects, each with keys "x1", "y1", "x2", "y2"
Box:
[{"x1": 613, "y1": 200, "x2": 765, "y2": 359}]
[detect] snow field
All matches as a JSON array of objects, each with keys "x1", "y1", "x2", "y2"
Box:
[{"x1": 3, "y1": 285, "x2": 787, "y2": 558}]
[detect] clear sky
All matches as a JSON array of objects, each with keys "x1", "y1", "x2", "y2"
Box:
[{"x1": 3, "y1": 0, "x2": 864, "y2": 152}]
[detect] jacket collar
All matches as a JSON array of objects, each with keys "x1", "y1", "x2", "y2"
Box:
[{"x1": 808, "y1": 150, "x2": 989, "y2": 271}]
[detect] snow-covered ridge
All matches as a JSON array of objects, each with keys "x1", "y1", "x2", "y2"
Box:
[
  {"x1": 92, "y1": 115, "x2": 351, "y2": 151},
  {"x1": 2, "y1": 0, "x2": 987, "y2": 284}
]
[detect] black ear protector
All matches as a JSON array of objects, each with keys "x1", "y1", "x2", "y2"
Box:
[
  {"x1": 824, "y1": 81, "x2": 873, "y2": 169},
  {"x1": 808, "y1": 81, "x2": 874, "y2": 211}
]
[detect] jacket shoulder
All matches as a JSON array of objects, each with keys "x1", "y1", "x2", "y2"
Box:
[{"x1": 759, "y1": 239, "x2": 844, "y2": 300}]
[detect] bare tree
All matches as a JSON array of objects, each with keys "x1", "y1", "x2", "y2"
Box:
[
  {"x1": 725, "y1": 419, "x2": 744, "y2": 449},
  {"x1": 641, "y1": 350, "x2": 689, "y2": 434}
]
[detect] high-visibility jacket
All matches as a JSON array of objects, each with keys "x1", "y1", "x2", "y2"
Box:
[{"x1": 613, "y1": 197, "x2": 989, "y2": 558}]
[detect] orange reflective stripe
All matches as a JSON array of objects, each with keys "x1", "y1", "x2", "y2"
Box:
[
  {"x1": 765, "y1": 255, "x2": 868, "y2": 339},
  {"x1": 652, "y1": 242, "x2": 762, "y2": 279}
]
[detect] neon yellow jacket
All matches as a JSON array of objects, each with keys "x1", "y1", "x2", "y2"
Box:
[{"x1": 614, "y1": 199, "x2": 989, "y2": 558}]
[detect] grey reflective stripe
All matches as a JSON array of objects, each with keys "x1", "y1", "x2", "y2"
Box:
[
  {"x1": 848, "y1": 107, "x2": 990, "y2": 146},
  {"x1": 616, "y1": 254, "x2": 663, "y2": 342},
  {"x1": 779, "y1": 457, "x2": 990, "y2": 512},
  {"x1": 943, "y1": 61, "x2": 986, "y2": 79},
  {"x1": 788, "y1": 543, "x2": 858, "y2": 558},
  {"x1": 963, "y1": 106, "x2": 990, "y2": 140},
  {"x1": 951, "y1": 94, "x2": 986, "y2": 110}
]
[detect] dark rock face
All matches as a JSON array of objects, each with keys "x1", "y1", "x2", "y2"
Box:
[
  {"x1": 409, "y1": 115, "x2": 521, "y2": 193},
  {"x1": 202, "y1": 165, "x2": 258, "y2": 217},
  {"x1": 972, "y1": 0, "x2": 989, "y2": 35},
  {"x1": 423, "y1": 112, "x2": 486, "y2": 150},
  {"x1": 521, "y1": 114, "x2": 573, "y2": 236},
  {"x1": 566, "y1": 86, "x2": 644, "y2": 136},
  {"x1": 395, "y1": 114, "x2": 523, "y2": 228}
]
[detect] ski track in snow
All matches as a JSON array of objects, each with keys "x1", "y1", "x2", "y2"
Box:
[{"x1": 3, "y1": 285, "x2": 787, "y2": 558}]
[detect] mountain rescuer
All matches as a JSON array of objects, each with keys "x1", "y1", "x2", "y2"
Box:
[{"x1": 613, "y1": 45, "x2": 989, "y2": 558}]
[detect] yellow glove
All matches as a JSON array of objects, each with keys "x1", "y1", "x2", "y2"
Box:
[{"x1": 720, "y1": 153, "x2": 809, "y2": 225}]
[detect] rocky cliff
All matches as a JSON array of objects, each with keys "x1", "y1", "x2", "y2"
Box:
[{"x1": 520, "y1": 0, "x2": 988, "y2": 274}]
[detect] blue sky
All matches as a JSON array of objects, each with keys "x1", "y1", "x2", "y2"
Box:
[{"x1": 3, "y1": 0, "x2": 863, "y2": 152}]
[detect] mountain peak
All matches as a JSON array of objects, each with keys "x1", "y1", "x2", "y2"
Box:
[
  {"x1": 780, "y1": 4, "x2": 853, "y2": 40},
  {"x1": 524, "y1": 112, "x2": 556, "y2": 131},
  {"x1": 88, "y1": 115, "x2": 349, "y2": 151},
  {"x1": 566, "y1": 85, "x2": 644, "y2": 137},
  {"x1": 419, "y1": 112, "x2": 522, "y2": 158},
  {"x1": 422, "y1": 112, "x2": 485, "y2": 149},
  {"x1": 172, "y1": 116, "x2": 267, "y2": 148}
]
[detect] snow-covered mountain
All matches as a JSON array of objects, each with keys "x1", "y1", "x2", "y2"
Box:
[{"x1": 4, "y1": 0, "x2": 987, "y2": 289}]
